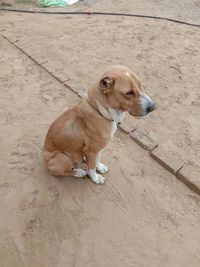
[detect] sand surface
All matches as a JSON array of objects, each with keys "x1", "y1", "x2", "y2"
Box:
[{"x1": 0, "y1": 1, "x2": 200, "y2": 266}]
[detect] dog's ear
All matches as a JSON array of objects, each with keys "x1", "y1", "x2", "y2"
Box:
[{"x1": 99, "y1": 76, "x2": 114, "y2": 94}]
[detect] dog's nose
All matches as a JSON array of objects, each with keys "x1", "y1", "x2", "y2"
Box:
[{"x1": 146, "y1": 102, "x2": 156, "y2": 113}]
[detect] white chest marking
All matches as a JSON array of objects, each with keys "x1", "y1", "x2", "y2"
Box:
[{"x1": 111, "y1": 121, "x2": 117, "y2": 138}]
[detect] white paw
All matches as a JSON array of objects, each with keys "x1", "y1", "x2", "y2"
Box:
[
  {"x1": 88, "y1": 169, "x2": 105, "y2": 185},
  {"x1": 73, "y1": 169, "x2": 87, "y2": 178},
  {"x1": 91, "y1": 174, "x2": 105, "y2": 184},
  {"x1": 96, "y1": 163, "x2": 109, "y2": 174}
]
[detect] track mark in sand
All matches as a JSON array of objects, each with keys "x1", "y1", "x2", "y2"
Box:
[
  {"x1": 102, "y1": 180, "x2": 128, "y2": 214},
  {"x1": 23, "y1": 215, "x2": 43, "y2": 237},
  {"x1": 119, "y1": 167, "x2": 134, "y2": 186},
  {"x1": 0, "y1": 182, "x2": 14, "y2": 197},
  {"x1": 8, "y1": 135, "x2": 40, "y2": 176},
  {"x1": 20, "y1": 193, "x2": 43, "y2": 213},
  {"x1": 48, "y1": 185, "x2": 60, "y2": 203}
]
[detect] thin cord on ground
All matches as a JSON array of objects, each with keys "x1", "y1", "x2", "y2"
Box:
[{"x1": 0, "y1": 8, "x2": 200, "y2": 28}]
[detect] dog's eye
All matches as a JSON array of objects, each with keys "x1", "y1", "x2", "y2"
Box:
[{"x1": 126, "y1": 91, "x2": 134, "y2": 96}]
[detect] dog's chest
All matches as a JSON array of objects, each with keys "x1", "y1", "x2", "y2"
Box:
[{"x1": 111, "y1": 121, "x2": 117, "y2": 138}]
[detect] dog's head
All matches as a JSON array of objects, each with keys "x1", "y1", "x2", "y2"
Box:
[{"x1": 98, "y1": 65, "x2": 155, "y2": 117}]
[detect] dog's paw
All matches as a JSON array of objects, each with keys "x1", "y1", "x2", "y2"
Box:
[
  {"x1": 73, "y1": 169, "x2": 87, "y2": 178},
  {"x1": 88, "y1": 169, "x2": 105, "y2": 184},
  {"x1": 92, "y1": 174, "x2": 105, "y2": 184},
  {"x1": 96, "y1": 163, "x2": 109, "y2": 174}
]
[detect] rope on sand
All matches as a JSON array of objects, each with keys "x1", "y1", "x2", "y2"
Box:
[{"x1": 0, "y1": 8, "x2": 200, "y2": 28}]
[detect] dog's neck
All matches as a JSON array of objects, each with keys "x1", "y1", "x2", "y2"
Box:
[
  {"x1": 95, "y1": 100, "x2": 125, "y2": 123},
  {"x1": 85, "y1": 92, "x2": 125, "y2": 123}
]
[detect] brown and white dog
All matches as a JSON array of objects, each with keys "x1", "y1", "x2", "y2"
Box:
[{"x1": 43, "y1": 65, "x2": 155, "y2": 184}]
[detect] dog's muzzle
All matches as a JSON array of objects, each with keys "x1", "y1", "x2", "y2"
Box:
[{"x1": 140, "y1": 93, "x2": 155, "y2": 116}]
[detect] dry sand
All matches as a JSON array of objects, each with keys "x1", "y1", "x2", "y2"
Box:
[{"x1": 0, "y1": 1, "x2": 200, "y2": 266}]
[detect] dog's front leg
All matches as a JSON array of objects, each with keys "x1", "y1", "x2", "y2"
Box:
[
  {"x1": 86, "y1": 152, "x2": 105, "y2": 185},
  {"x1": 96, "y1": 151, "x2": 109, "y2": 174}
]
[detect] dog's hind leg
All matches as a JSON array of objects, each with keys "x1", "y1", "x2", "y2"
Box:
[
  {"x1": 44, "y1": 151, "x2": 87, "y2": 177},
  {"x1": 44, "y1": 152, "x2": 74, "y2": 176}
]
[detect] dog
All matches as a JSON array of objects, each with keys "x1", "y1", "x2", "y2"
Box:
[{"x1": 43, "y1": 65, "x2": 155, "y2": 184}]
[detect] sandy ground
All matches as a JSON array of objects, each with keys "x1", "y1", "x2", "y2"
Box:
[{"x1": 0, "y1": 1, "x2": 200, "y2": 266}]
